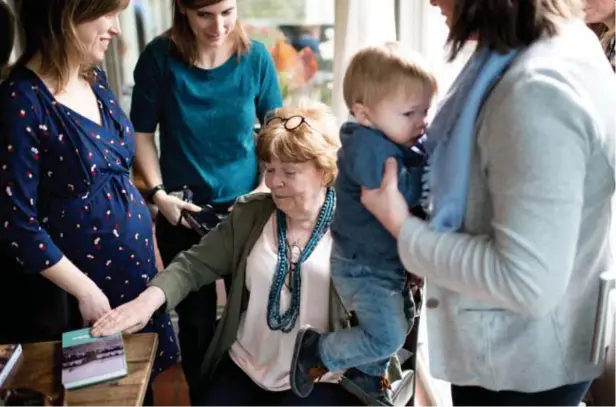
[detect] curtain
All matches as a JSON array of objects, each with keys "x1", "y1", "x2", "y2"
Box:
[
  {"x1": 398, "y1": 0, "x2": 472, "y2": 98},
  {"x1": 331, "y1": 0, "x2": 397, "y2": 123}
]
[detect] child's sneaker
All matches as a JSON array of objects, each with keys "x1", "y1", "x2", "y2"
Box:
[
  {"x1": 290, "y1": 325, "x2": 329, "y2": 398},
  {"x1": 340, "y1": 367, "x2": 394, "y2": 406}
]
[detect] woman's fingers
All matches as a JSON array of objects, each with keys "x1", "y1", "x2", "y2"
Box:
[
  {"x1": 183, "y1": 202, "x2": 202, "y2": 212},
  {"x1": 176, "y1": 202, "x2": 201, "y2": 228},
  {"x1": 91, "y1": 298, "x2": 151, "y2": 337},
  {"x1": 91, "y1": 312, "x2": 120, "y2": 336},
  {"x1": 359, "y1": 157, "x2": 410, "y2": 238},
  {"x1": 124, "y1": 322, "x2": 146, "y2": 335},
  {"x1": 92, "y1": 307, "x2": 134, "y2": 336},
  {"x1": 92, "y1": 307, "x2": 119, "y2": 329},
  {"x1": 382, "y1": 157, "x2": 399, "y2": 189}
]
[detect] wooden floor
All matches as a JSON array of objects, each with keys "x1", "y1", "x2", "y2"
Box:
[{"x1": 152, "y1": 364, "x2": 191, "y2": 406}]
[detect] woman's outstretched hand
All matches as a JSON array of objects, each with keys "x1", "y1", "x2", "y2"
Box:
[
  {"x1": 91, "y1": 286, "x2": 166, "y2": 336},
  {"x1": 360, "y1": 158, "x2": 411, "y2": 238}
]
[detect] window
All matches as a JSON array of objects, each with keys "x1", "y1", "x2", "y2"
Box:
[{"x1": 240, "y1": 0, "x2": 336, "y2": 106}]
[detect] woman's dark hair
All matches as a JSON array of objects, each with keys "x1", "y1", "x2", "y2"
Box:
[
  {"x1": 167, "y1": 0, "x2": 250, "y2": 65},
  {"x1": 13, "y1": 0, "x2": 128, "y2": 91},
  {"x1": 447, "y1": 0, "x2": 583, "y2": 60},
  {"x1": 0, "y1": 0, "x2": 15, "y2": 73}
]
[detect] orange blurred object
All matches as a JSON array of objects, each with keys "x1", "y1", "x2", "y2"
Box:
[{"x1": 270, "y1": 40, "x2": 319, "y2": 92}]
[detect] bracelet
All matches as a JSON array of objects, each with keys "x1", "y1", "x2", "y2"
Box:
[{"x1": 145, "y1": 184, "x2": 166, "y2": 204}]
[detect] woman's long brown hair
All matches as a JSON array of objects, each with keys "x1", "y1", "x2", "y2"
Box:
[
  {"x1": 14, "y1": 0, "x2": 128, "y2": 92},
  {"x1": 167, "y1": 0, "x2": 250, "y2": 65},
  {"x1": 446, "y1": 0, "x2": 583, "y2": 60}
]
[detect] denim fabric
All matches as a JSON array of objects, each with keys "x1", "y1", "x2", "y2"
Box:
[
  {"x1": 331, "y1": 123, "x2": 426, "y2": 267},
  {"x1": 319, "y1": 243, "x2": 412, "y2": 377}
]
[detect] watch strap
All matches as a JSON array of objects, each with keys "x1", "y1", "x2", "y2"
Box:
[{"x1": 146, "y1": 184, "x2": 166, "y2": 204}]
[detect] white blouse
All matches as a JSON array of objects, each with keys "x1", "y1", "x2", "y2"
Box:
[{"x1": 228, "y1": 214, "x2": 340, "y2": 391}]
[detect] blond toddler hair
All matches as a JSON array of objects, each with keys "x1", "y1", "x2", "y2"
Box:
[{"x1": 343, "y1": 42, "x2": 438, "y2": 111}]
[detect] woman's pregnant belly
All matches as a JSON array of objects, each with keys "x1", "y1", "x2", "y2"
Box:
[{"x1": 43, "y1": 176, "x2": 157, "y2": 304}]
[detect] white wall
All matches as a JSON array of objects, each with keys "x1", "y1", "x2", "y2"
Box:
[
  {"x1": 119, "y1": 1, "x2": 140, "y2": 88},
  {"x1": 397, "y1": 0, "x2": 472, "y2": 97},
  {"x1": 304, "y1": 0, "x2": 334, "y2": 25}
]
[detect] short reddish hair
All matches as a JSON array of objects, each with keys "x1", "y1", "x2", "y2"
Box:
[{"x1": 256, "y1": 101, "x2": 340, "y2": 187}]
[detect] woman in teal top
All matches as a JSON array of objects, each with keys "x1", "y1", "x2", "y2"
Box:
[{"x1": 129, "y1": 0, "x2": 282, "y2": 402}]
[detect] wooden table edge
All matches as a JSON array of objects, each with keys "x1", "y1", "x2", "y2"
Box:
[
  {"x1": 134, "y1": 333, "x2": 158, "y2": 407},
  {"x1": 6, "y1": 333, "x2": 158, "y2": 407}
]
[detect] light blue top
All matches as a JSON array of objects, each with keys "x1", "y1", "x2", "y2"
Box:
[{"x1": 332, "y1": 122, "x2": 425, "y2": 267}]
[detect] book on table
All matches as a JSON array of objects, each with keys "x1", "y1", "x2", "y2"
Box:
[
  {"x1": 61, "y1": 328, "x2": 128, "y2": 390},
  {"x1": 0, "y1": 344, "x2": 23, "y2": 388}
]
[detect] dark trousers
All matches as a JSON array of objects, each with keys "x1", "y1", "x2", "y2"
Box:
[
  {"x1": 155, "y1": 213, "x2": 231, "y2": 405},
  {"x1": 0, "y1": 248, "x2": 82, "y2": 344},
  {"x1": 199, "y1": 353, "x2": 360, "y2": 406},
  {"x1": 451, "y1": 380, "x2": 592, "y2": 406}
]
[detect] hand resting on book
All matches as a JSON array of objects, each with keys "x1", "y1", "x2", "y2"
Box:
[{"x1": 91, "y1": 286, "x2": 166, "y2": 336}]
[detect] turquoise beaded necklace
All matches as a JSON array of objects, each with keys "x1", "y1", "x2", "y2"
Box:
[{"x1": 266, "y1": 187, "x2": 336, "y2": 333}]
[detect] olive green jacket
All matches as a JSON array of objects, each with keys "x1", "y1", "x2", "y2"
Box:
[{"x1": 149, "y1": 193, "x2": 410, "y2": 399}]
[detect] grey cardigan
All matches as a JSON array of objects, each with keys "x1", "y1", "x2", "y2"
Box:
[{"x1": 398, "y1": 20, "x2": 616, "y2": 392}]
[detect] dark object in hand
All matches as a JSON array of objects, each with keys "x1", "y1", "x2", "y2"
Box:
[
  {"x1": 180, "y1": 206, "x2": 224, "y2": 237},
  {"x1": 175, "y1": 188, "x2": 225, "y2": 237}
]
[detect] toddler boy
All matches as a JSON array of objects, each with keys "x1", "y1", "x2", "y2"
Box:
[{"x1": 290, "y1": 42, "x2": 436, "y2": 406}]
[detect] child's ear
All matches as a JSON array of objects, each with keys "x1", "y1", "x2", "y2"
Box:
[{"x1": 351, "y1": 102, "x2": 372, "y2": 126}]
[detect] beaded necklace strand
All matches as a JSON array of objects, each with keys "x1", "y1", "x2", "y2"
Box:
[{"x1": 266, "y1": 187, "x2": 336, "y2": 333}]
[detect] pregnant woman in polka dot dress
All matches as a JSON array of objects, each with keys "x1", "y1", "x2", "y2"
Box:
[{"x1": 0, "y1": 0, "x2": 178, "y2": 388}]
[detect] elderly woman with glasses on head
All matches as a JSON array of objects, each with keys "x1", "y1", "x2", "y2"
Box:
[{"x1": 92, "y1": 103, "x2": 362, "y2": 406}]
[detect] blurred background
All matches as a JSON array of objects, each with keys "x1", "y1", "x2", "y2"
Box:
[{"x1": 6, "y1": 0, "x2": 472, "y2": 124}]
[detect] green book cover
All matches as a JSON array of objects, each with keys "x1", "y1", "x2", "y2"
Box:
[{"x1": 61, "y1": 328, "x2": 127, "y2": 390}]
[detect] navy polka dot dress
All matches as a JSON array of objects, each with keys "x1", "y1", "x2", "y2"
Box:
[{"x1": 0, "y1": 66, "x2": 179, "y2": 378}]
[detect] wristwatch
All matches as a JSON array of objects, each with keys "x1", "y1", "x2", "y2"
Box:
[{"x1": 145, "y1": 184, "x2": 166, "y2": 204}]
